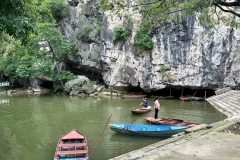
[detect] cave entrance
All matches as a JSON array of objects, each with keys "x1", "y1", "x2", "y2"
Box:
[
  {"x1": 67, "y1": 64, "x2": 104, "y2": 84},
  {"x1": 124, "y1": 85, "x2": 146, "y2": 94},
  {"x1": 40, "y1": 81, "x2": 53, "y2": 89},
  {"x1": 150, "y1": 88, "x2": 215, "y2": 99}
]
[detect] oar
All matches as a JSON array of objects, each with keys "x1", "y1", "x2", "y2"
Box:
[
  {"x1": 192, "y1": 91, "x2": 197, "y2": 98},
  {"x1": 90, "y1": 114, "x2": 112, "y2": 157},
  {"x1": 131, "y1": 119, "x2": 137, "y2": 124}
]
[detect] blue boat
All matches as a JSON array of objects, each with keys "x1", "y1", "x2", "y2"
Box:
[{"x1": 109, "y1": 123, "x2": 188, "y2": 137}]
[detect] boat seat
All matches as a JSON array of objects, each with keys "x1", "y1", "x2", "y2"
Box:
[
  {"x1": 57, "y1": 150, "x2": 88, "y2": 156},
  {"x1": 59, "y1": 143, "x2": 87, "y2": 147}
]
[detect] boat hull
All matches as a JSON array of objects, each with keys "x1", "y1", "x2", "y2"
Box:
[
  {"x1": 131, "y1": 106, "x2": 151, "y2": 114},
  {"x1": 190, "y1": 97, "x2": 205, "y2": 101},
  {"x1": 144, "y1": 116, "x2": 198, "y2": 127},
  {"x1": 179, "y1": 96, "x2": 191, "y2": 101},
  {"x1": 109, "y1": 123, "x2": 188, "y2": 137}
]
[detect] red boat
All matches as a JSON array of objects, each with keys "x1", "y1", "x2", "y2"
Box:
[
  {"x1": 122, "y1": 94, "x2": 146, "y2": 99},
  {"x1": 179, "y1": 96, "x2": 191, "y2": 101},
  {"x1": 144, "y1": 116, "x2": 198, "y2": 127},
  {"x1": 54, "y1": 129, "x2": 89, "y2": 160}
]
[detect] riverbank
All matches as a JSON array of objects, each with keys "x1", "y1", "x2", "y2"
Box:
[
  {"x1": 110, "y1": 90, "x2": 240, "y2": 160},
  {"x1": 0, "y1": 87, "x2": 51, "y2": 95}
]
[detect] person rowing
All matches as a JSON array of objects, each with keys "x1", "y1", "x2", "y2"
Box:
[{"x1": 139, "y1": 98, "x2": 148, "y2": 109}]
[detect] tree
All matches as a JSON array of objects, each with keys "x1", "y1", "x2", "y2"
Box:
[
  {"x1": 0, "y1": 0, "x2": 44, "y2": 41},
  {"x1": 35, "y1": 23, "x2": 73, "y2": 91},
  {"x1": 0, "y1": 0, "x2": 74, "y2": 90},
  {"x1": 100, "y1": 0, "x2": 240, "y2": 28}
]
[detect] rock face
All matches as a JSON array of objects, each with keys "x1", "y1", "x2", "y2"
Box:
[
  {"x1": 62, "y1": 0, "x2": 240, "y2": 92},
  {"x1": 64, "y1": 75, "x2": 104, "y2": 96}
]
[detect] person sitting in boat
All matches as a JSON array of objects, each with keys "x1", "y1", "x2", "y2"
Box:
[{"x1": 140, "y1": 98, "x2": 149, "y2": 108}]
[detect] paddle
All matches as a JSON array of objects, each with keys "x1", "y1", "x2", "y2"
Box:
[
  {"x1": 90, "y1": 114, "x2": 112, "y2": 157},
  {"x1": 131, "y1": 118, "x2": 137, "y2": 124}
]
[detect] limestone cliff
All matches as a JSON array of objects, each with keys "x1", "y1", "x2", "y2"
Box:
[{"x1": 61, "y1": 0, "x2": 240, "y2": 92}]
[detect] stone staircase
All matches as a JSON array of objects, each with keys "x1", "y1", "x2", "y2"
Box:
[{"x1": 207, "y1": 90, "x2": 240, "y2": 118}]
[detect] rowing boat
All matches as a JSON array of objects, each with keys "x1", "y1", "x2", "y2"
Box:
[
  {"x1": 54, "y1": 129, "x2": 89, "y2": 160},
  {"x1": 109, "y1": 123, "x2": 188, "y2": 137},
  {"x1": 131, "y1": 106, "x2": 151, "y2": 114},
  {"x1": 144, "y1": 116, "x2": 198, "y2": 127}
]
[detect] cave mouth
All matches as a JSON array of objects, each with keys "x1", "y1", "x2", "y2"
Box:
[
  {"x1": 40, "y1": 81, "x2": 53, "y2": 89},
  {"x1": 115, "y1": 85, "x2": 146, "y2": 94},
  {"x1": 150, "y1": 88, "x2": 215, "y2": 99},
  {"x1": 116, "y1": 86, "x2": 215, "y2": 99},
  {"x1": 67, "y1": 64, "x2": 104, "y2": 84}
]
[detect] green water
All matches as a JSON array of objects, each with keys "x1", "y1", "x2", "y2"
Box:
[{"x1": 0, "y1": 94, "x2": 226, "y2": 160}]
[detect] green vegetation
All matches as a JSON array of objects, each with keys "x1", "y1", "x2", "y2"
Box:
[
  {"x1": 36, "y1": 23, "x2": 72, "y2": 60},
  {"x1": 76, "y1": 18, "x2": 102, "y2": 41},
  {"x1": 161, "y1": 65, "x2": 168, "y2": 72},
  {"x1": 134, "y1": 27, "x2": 154, "y2": 50},
  {"x1": 47, "y1": 0, "x2": 69, "y2": 23},
  {"x1": 100, "y1": 0, "x2": 240, "y2": 28},
  {"x1": 0, "y1": 0, "x2": 38, "y2": 41},
  {"x1": 0, "y1": 37, "x2": 53, "y2": 83},
  {"x1": 76, "y1": 24, "x2": 91, "y2": 40},
  {"x1": 0, "y1": 0, "x2": 75, "y2": 92},
  {"x1": 113, "y1": 26, "x2": 129, "y2": 44},
  {"x1": 159, "y1": 64, "x2": 175, "y2": 82},
  {"x1": 91, "y1": 18, "x2": 102, "y2": 38},
  {"x1": 54, "y1": 70, "x2": 76, "y2": 92}
]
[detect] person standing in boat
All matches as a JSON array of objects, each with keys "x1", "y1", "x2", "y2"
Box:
[{"x1": 154, "y1": 96, "x2": 160, "y2": 120}]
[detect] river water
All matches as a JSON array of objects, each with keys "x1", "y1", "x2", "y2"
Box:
[{"x1": 0, "y1": 94, "x2": 226, "y2": 160}]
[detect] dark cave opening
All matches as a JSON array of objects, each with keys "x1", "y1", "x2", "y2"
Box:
[
  {"x1": 150, "y1": 88, "x2": 215, "y2": 99},
  {"x1": 123, "y1": 85, "x2": 146, "y2": 94},
  {"x1": 121, "y1": 86, "x2": 215, "y2": 99},
  {"x1": 66, "y1": 63, "x2": 104, "y2": 84},
  {"x1": 40, "y1": 81, "x2": 53, "y2": 89}
]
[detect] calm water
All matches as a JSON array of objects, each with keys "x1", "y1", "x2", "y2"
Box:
[{"x1": 0, "y1": 94, "x2": 226, "y2": 160}]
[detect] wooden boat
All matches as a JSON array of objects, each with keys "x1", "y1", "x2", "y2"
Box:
[
  {"x1": 144, "y1": 116, "x2": 198, "y2": 127},
  {"x1": 131, "y1": 106, "x2": 151, "y2": 114},
  {"x1": 179, "y1": 96, "x2": 191, "y2": 101},
  {"x1": 189, "y1": 96, "x2": 205, "y2": 101},
  {"x1": 54, "y1": 129, "x2": 89, "y2": 160},
  {"x1": 109, "y1": 123, "x2": 188, "y2": 137},
  {"x1": 122, "y1": 94, "x2": 146, "y2": 99}
]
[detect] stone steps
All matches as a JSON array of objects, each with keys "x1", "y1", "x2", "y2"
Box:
[
  {"x1": 210, "y1": 101, "x2": 239, "y2": 114},
  {"x1": 213, "y1": 98, "x2": 239, "y2": 111},
  {"x1": 206, "y1": 90, "x2": 240, "y2": 117}
]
